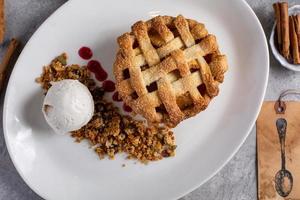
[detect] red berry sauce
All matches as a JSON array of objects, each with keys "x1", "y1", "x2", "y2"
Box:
[
  {"x1": 78, "y1": 47, "x2": 130, "y2": 112},
  {"x1": 112, "y1": 92, "x2": 122, "y2": 102},
  {"x1": 87, "y1": 60, "x2": 102, "y2": 73},
  {"x1": 78, "y1": 47, "x2": 93, "y2": 60},
  {"x1": 123, "y1": 103, "x2": 132, "y2": 112},
  {"x1": 95, "y1": 72, "x2": 108, "y2": 82},
  {"x1": 102, "y1": 80, "x2": 115, "y2": 92},
  {"x1": 87, "y1": 60, "x2": 108, "y2": 81}
]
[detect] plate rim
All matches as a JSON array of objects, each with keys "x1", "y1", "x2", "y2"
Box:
[
  {"x1": 3, "y1": 1, "x2": 72, "y2": 199},
  {"x1": 2, "y1": 0, "x2": 269, "y2": 199}
]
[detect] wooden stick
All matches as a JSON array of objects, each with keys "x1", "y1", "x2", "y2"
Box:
[
  {"x1": 289, "y1": 16, "x2": 300, "y2": 64},
  {"x1": 0, "y1": 39, "x2": 19, "y2": 90},
  {"x1": 0, "y1": 0, "x2": 5, "y2": 43},
  {"x1": 273, "y1": 3, "x2": 282, "y2": 51},
  {"x1": 280, "y1": 2, "x2": 290, "y2": 59}
]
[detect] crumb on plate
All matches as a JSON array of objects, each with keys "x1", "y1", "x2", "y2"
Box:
[{"x1": 36, "y1": 54, "x2": 176, "y2": 164}]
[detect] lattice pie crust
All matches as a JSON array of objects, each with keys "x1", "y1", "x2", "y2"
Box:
[{"x1": 114, "y1": 15, "x2": 228, "y2": 127}]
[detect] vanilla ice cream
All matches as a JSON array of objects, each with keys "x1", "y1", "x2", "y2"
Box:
[{"x1": 42, "y1": 79, "x2": 94, "y2": 134}]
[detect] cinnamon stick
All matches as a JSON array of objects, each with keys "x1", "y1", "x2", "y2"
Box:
[
  {"x1": 273, "y1": 3, "x2": 282, "y2": 51},
  {"x1": 289, "y1": 16, "x2": 300, "y2": 64},
  {"x1": 280, "y1": 2, "x2": 290, "y2": 59},
  {"x1": 0, "y1": 0, "x2": 5, "y2": 43},
  {"x1": 0, "y1": 38, "x2": 19, "y2": 90},
  {"x1": 296, "y1": 15, "x2": 300, "y2": 52}
]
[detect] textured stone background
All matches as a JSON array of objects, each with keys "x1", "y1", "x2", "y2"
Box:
[{"x1": 0, "y1": 0, "x2": 299, "y2": 199}]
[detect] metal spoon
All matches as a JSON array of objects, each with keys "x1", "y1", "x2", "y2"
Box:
[{"x1": 275, "y1": 118, "x2": 293, "y2": 197}]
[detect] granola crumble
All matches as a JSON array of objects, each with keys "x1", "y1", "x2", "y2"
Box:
[
  {"x1": 36, "y1": 53, "x2": 95, "y2": 92},
  {"x1": 36, "y1": 54, "x2": 176, "y2": 164}
]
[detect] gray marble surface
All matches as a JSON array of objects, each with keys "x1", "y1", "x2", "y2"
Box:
[{"x1": 0, "y1": 0, "x2": 299, "y2": 199}]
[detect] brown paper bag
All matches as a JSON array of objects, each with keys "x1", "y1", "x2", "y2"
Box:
[{"x1": 257, "y1": 101, "x2": 300, "y2": 200}]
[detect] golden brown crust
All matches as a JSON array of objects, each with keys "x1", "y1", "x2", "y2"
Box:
[{"x1": 113, "y1": 15, "x2": 228, "y2": 127}]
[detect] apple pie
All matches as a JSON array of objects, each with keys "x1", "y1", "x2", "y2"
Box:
[{"x1": 114, "y1": 15, "x2": 228, "y2": 127}]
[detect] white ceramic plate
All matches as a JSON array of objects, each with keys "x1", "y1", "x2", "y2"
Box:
[{"x1": 3, "y1": 0, "x2": 268, "y2": 199}]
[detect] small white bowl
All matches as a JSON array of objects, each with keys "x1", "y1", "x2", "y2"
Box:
[{"x1": 270, "y1": 5, "x2": 300, "y2": 71}]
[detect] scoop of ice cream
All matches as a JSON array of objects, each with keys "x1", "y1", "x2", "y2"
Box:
[{"x1": 42, "y1": 79, "x2": 94, "y2": 134}]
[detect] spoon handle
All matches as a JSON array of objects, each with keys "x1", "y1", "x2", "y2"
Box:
[{"x1": 276, "y1": 118, "x2": 287, "y2": 170}]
